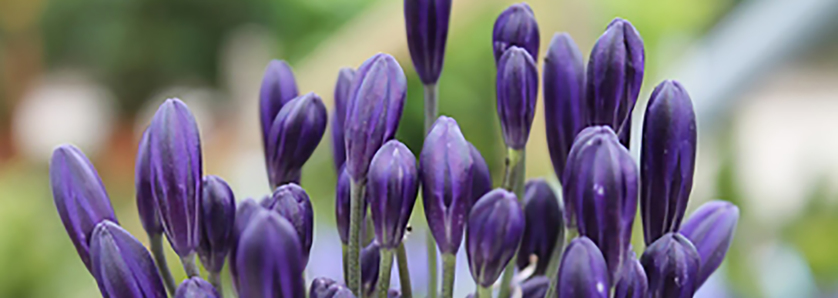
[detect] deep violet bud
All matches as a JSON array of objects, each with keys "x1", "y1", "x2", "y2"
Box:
[
  {"x1": 175, "y1": 277, "x2": 220, "y2": 298},
  {"x1": 361, "y1": 242, "x2": 381, "y2": 298},
  {"x1": 197, "y1": 175, "x2": 235, "y2": 273},
  {"x1": 335, "y1": 168, "x2": 368, "y2": 245},
  {"x1": 543, "y1": 33, "x2": 586, "y2": 177},
  {"x1": 229, "y1": 198, "x2": 262, "y2": 288},
  {"x1": 496, "y1": 46, "x2": 539, "y2": 149},
  {"x1": 640, "y1": 233, "x2": 700, "y2": 298},
  {"x1": 679, "y1": 201, "x2": 739, "y2": 287},
  {"x1": 640, "y1": 80, "x2": 697, "y2": 245},
  {"x1": 517, "y1": 178, "x2": 564, "y2": 275},
  {"x1": 89, "y1": 220, "x2": 166, "y2": 298},
  {"x1": 614, "y1": 250, "x2": 648, "y2": 298},
  {"x1": 332, "y1": 68, "x2": 356, "y2": 172},
  {"x1": 266, "y1": 92, "x2": 328, "y2": 188},
  {"x1": 260, "y1": 60, "x2": 299, "y2": 156},
  {"x1": 585, "y1": 18, "x2": 645, "y2": 146},
  {"x1": 263, "y1": 183, "x2": 314, "y2": 266},
  {"x1": 466, "y1": 188, "x2": 525, "y2": 287},
  {"x1": 368, "y1": 140, "x2": 419, "y2": 249},
  {"x1": 148, "y1": 98, "x2": 202, "y2": 257},
  {"x1": 344, "y1": 53, "x2": 407, "y2": 182},
  {"x1": 135, "y1": 130, "x2": 162, "y2": 236},
  {"x1": 492, "y1": 3, "x2": 539, "y2": 63},
  {"x1": 387, "y1": 290, "x2": 402, "y2": 298},
  {"x1": 50, "y1": 144, "x2": 118, "y2": 271},
  {"x1": 420, "y1": 116, "x2": 476, "y2": 254},
  {"x1": 556, "y1": 237, "x2": 609, "y2": 298},
  {"x1": 235, "y1": 209, "x2": 306, "y2": 298},
  {"x1": 310, "y1": 277, "x2": 356, "y2": 298},
  {"x1": 519, "y1": 276, "x2": 549, "y2": 298},
  {"x1": 468, "y1": 142, "x2": 493, "y2": 204},
  {"x1": 404, "y1": 0, "x2": 452, "y2": 84},
  {"x1": 562, "y1": 126, "x2": 638, "y2": 280}
]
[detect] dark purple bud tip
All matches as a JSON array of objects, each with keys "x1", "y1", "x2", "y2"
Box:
[
  {"x1": 345, "y1": 53, "x2": 407, "y2": 182},
  {"x1": 679, "y1": 201, "x2": 739, "y2": 288},
  {"x1": 563, "y1": 125, "x2": 638, "y2": 280},
  {"x1": 332, "y1": 68, "x2": 357, "y2": 172},
  {"x1": 135, "y1": 130, "x2": 162, "y2": 236},
  {"x1": 175, "y1": 277, "x2": 220, "y2": 298},
  {"x1": 520, "y1": 276, "x2": 549, "y2": 298},
  {"x1": 640, "y1": 233, "x2": 700, "y2": 298},
  {"x1": 543, "y1": 32, "x2": 586, "y2": 177},
  {"x1": 198, "y1": 175, "x2": 236, "y2": 273},
  {"x1": 387, "y1": 289, "x2": 402, "y2": 298},
  {"x1": 497, "y1": 46, "x2": 539, "y2": 149},
  {"x1": 335, "y1": 167, "x2": 368, "y2": 245},
  {"x1": 467, "y1": 188, "x2": 525, "y2": 287},
  {"x1": 235, "y1": 209, "x2": 305, "y2": 298},
  {"x1": 368, "y1": 140, "x2": 419, "y2": 249},
  {"x1": 557, "y1": 237, "x2": 610, "y2": 298},
  {"x1": 229, "y1": 198, "x2": 262, "y2": 289},
  {"x1": 266, "y1": 92, "x2": 328, "y2": 188},
  {"x1": 90, "y1": 220, "x2": 166, "y2": 298},
  {"x1": 50, "y1": 144, "x2": 118, "y2": 271},
  {"x1": 361, "y1": 242, "x2": 382, "y2": 298},
  {"x1": 260, "y1": 60, "x2": 299, "y2": 155},
  {"x1": 614, "y1": 249, "x2": 648, "y2": 298},
  {"x1": 492, "y1": 3, "x2": 539, "y2": 63},
  {"x1": 640, "y1": 80, "x2": 697, "y2": 245},
  {"x1": 148, "y1": 98, "x2": 203, "y2": 257},
  {"x1": 468, "y1": 142, "x2": 493, "y2": 204},
  {"x1": 421, "y1": 116, "x2": 476, "y2": 254},
  {"x1": 264, "y1": 183, "x2": 314, "y2": 266},
  {"x1": 517, "y1": 178, "x2": 564, "y2": 275},
  {"x1": 404, "y1": 0, "x2": 452, "y2": 84},
  {"x1": 310, "y1": 277, "x2": 356, "y2": 298}
]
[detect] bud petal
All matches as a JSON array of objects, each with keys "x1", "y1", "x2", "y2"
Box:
[
  {"x1": 229, "y1": 198, "x2": 262, "y2": 289},
  {"x1": 332, "y1": 68, "x2": 356, "y2": 171},
  {"x1": 135, "y1": 130, "x2": 162, "y2": 236},
  {"x1": 260, "y1": 60, "x2": 299, "y2": 154},
  {"x1": 556, "y1": 237, "x2": 609, "y2": 298},
  {"x1": 310, "y1": 277, "x2": 356, "y2": 298},
  {"x1": 335, "y1": 167, "x2": 368, "y2": 245},
  {"x1": 468, "y1": 142, "x2": 493, "y2": 204},
  {"x1": 520, "y1": 276, "x2": 549, "y2": 298},
  {"x1": 198, "y1": 175, "x2": 235, "y2": 273},
  {"x1": 404, "y1": 0, "x2": 452, "y2": 84},
  {"x1": 517, "y1": 178, "x2": 564, "y2": 275},
  {"x1": 175, "y1": 277, "x2": 220, "y2": 298},
  {"x1": 266, "y1": 92, "x2": 328, "y2": 188},
  {"x1": 492, "y1": 3, "x2": 539, "y2": 63},
  {"x1": 496, "y1": 46, "x2": 539, "y2": 149},
  {"x1": 466, "y1": 188, "x2": 525, "y2": 287},
  {"x1": 614, "y1": 250, "x2": 648, "y2": 298},
  {"x1": 679, "y1": 201, "x2": 739, "y2": 287},
  {"x1": 368, "y1": 140, "x2": 419, "y2": 248},
  {"x1": 362, "y1": 242, "x2": 382, "y2": 297},
  {"x1": 263, "y1": 183, "x2": 314, "y2": 266},
  {"x1": 543, "y1": 33, "x2": 586, "y2": 177},
  {"x1": 89, "y1": 220, "x2": 166, "y2": 298},
  {"x1": 640, "y1": 233, "x2": 700, "y2": 298},
  {"x1": 234, "y1": 210, "x2": 306, "y2": 298}
]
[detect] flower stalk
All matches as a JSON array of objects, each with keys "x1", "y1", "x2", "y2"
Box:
[
  {"x1": 149, "y1": 233, "x2": 176, "y2": 295},
  {"x1": 181, "y1": 254, "x2": 201, "y2": 277},
  {"x1": 497, "y1": 148, "x2": 525, "y2": 298},
  {"x1": 377, "y1": 248, "x2": 395, "y2": 298},
  {"x1": 441, "y1": 253, "x2": 457, "y2": 298},
  {"x1": 424, "y1": 83, "x2": 439, "y2": 298},
  {"x1": 396, "y1": 243, "x2": 413, "y2": 298},
  {"x1": 348, "y1": 179, "x2": 367, "y2": 295}
]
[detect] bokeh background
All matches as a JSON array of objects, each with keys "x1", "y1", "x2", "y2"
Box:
[{"x1": 1, "y1": 0, "x2": 838, "y2": 297}]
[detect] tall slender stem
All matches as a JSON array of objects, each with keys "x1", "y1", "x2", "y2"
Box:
[
  {"x1": 424, "y1": 84, "x2": 439, "y2": 132},
  {"x1": 498, "y1": 148, "x2": 526, "y2": 298},
  {"x1": 181, "y1": 253, "x2": 201, "y2": 277},
  {"x1": 441, "y1": 253, "x2": 457, "y2": 298},
  {"x1": 149, "y1": 234, "x2": 176, "y2": 295},
  {"x1": 348, "y1": 179, "x2": 367, "y2": 296},
  {"x1": 476, "y1": 285, "x2": 493, "y2": 298},
  {"x1": 424, "y1": 82, "x2": 440, "y2": 298},
  {"x1": 377, "y1": 249, "x2": 395, "y2": 298},
  {"x1": 209, "y1": 271, "x2": 223, "y2": 297},
  {"x1": 543, "y1": 224, "x2": 567, "y2": 298},
  {"x1": 396, "y1": 243, "x2": 413, "y2": 298},
  {"x1": 426, "y1": 232, "x2": 438, "y2": 298},
  {"x1": 342, "y1": 244, "x2": 349, "y2": 282}
]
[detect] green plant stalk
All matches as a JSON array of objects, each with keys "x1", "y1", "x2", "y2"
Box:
[
  {"x1": 424, "y1": 83, "x2": 440, "y2": 298},
  {"x1": 477, "y1": 284, "x2": 493, "y2": 298},
  {"x1": 396, "y1": 243, "x2": 413, "y2": 298},
  {"x1": 377, "y1": 248, "x2": 395, "y2": 298},
  {"x1": 497, "y1": 148, "x2": 526, "y2": 298},
  {"x1": 149, "y1": 233, "x2": 176, "y2": 295},
  {"x1": 424, "y1": 84, "x2": 439, "y2": 132},
  {"x1": 543, "y1": 225, "x2": 567, "y2": 298},
  {"x1": 181, "y1": 253, "x2": 201, "y2": 277},
  {"x1": 441, "y1": 253, "x2": 457, "y2": 298},
  {"x1": 342, "y1": 244, "x2": 349, "y2": 282},
  {"x1": 209, "y1": 271, "x2": 223, "y2": 297},
  {"x1": 348, "y1": 179, "x2": 367, "y2": 296}
]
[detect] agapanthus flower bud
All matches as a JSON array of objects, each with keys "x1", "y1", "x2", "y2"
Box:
[
  {"x1": 335, "y1": 167, "x2": 369, "y2": 245},
  {"x1": 640, "y1": 80, "x2": 697, "y2": 245},
  {"x1": 421, "y1": 116, "x2": 477, "y2": 254},
  {"x1": 263, "y1": 183, "x2": 314, "y2": 266},
  {"x1": 260, "y1": 60, "x2": 299, "y2": 155},
  {"x1": 332, "y1": 68, "x2": 356, "y2": 171},
  {"x1": 266, "y1": 92, "x2": 328, "y2": 188},
  {"x1": 234, "y1": 209, "x2": 306, "y2": 298},
  {"x1": 368, "y1": 140, "x2": 419, "y2": 249},
  {"x1": 466, "y1": 188, "x2": 525, "y2": 287},
  {"x1": 519, "y1": 276, "x2": 549, "y2": 298},
  {"x1": 492, "y1": 3, "x2": 539, "y2": 63},
  {"x1": 468, "y1": 142, "x2": 493, "y2": 204},
  {"x1": 679, "y1": 201, "x2": 739, "y2": 287},
  {"x1": 388, "y1": 290, "x2": 402, "y2": 298},
  {"x1": 563, "y1": 126, "x2": 638, "y2": 280},
  {"x1": 175, "y1": 277, "x2": 220, "y2": 298},
  {"x1": 229, "y1": 198, "x2": 262, "y2": 289},
  {"x1": 148, "y1": 98, "x2": 202, "y2": 257},
  {"x1": 496, "y1": 46, "x2": 538, "y2": 149},
  {"x1": 361, "y1": 242, "x2": 381, "y2": 297},
  {"x1": 556, "y1": 237, "x2": 609, "y2": 298},
  {"x1": 517, "y1": 178, "x2": 564, "y2": 275},
  {"x1": 614, "y1": 250, "x2": 648, "y2": 298},
  {"x1": 640, "y1": 233, "x2": 700, "y2": 298},
  {"x1": 89, "y1": 220, "x2": 166, "y2": 298},
  {"x1": 198, "y1": 175, "x2": 235, "y2": 273},
  {"x1": 310, "y1": 277, "x2": 356, "y2": 298},
  {"x1": 585, "y1": 18, "x2": 644, "y2": 146},
  {"x1": 404, "y1": 0, "x2": 452, "y2": 84},
  {"x1": 50, "y1": 144, "x2": 118, "y2": 271},
  {"x1": 344, "y1": 53, "x2": 407, "y2": 182},
  {"x1": 543, "y1": 33, "x2": 586, "y2": 177},
  {"x1": 135, "y1": 130, "x2": 162, "y2": 236}
]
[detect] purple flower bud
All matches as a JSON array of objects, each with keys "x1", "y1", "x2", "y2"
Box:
[
  {"x1": 310, "y1": 277, "x2": 356, "y2": 298},
  {"x1": 368, "y1": 140, "x2": 419, "y2": 249},
  {"x1": 266, "y1": 92, "x2": 328, "y2": 188},
  {"x1": 543, "y1": 33, "x2": 586, "y2": 177},
  {"x1": 556, "y1": 237, "x2": 609, "y2": 298},
  {"x1": 234, "y1": 209, "x2": 306, "y2": 298},
  {"x1": 585, "y1": 18, "x2": 644, "y2": 147},
  {"x1": 89, "y1": 220, "x2": 166, "y2": 298},
  {"x1": 520, "y1": 276, "x2": 549, "y2": 298},
  {"x1": 148, "y1": 98, "x2": 203, "y2": 257},
  {"x1": 263, "y1": 183, "x2": 314, "y2": 266},
  {"x1": 335, "y1": 167, "x2": 369, "y2": 245},
  {"x1": 496, "y1": 46, "x2": 538, "y2": 149},
  {"x1": 260, "y1": 60, "x2": 299, "y2": 157},
  {"x1": 563, "y1": 126, "x2": 638, "y2": 280},
  {"x1": 135, "y1": 130, "x2": 162, "y2": 236},
  {"x1": 387, "y1": 289, "x2": 402, "y2": 298},
  {"x1": 492, "y1": 3, "x2": 539, "y2": 63},
  {"x1": 332, "y1": 68, "x2": 356, "y2": 171},
  {"x1": 468, "y1": 142, "x2": 493, "y2": 204},
  {"x1": 421, "y1": 116, "x2": 477, "y2": 254},
  {"x1": 466, "y1": 188, "x2": 525, "y2": 287},
  {"x1": 517, "y1": 178, "x2": 564, "y2": 275},
  {"x1": 175, "y1": 277, "x2": 220, "y2": 298},
  {"x1": 50, "y1": 144, "x2": 118, "y2": 271},
  {"x1": 229, "y1": 198, "x2": 262, "y2": 289},
  {"x1": 640, "y1": 80, "x2": 697, "y2": 245},
  {"x1": 344, "y1": 53, "x2": 407, "y2": 182},
  {"x1": 640, "y1": 233, "x2": 700, "y2": 298},
  {"x1": 361, "y1": 242, "x2": 381, "y2": 297},
  {"x1": 679, "y1": 201, "x2": 739, "y2": 288},
  {"x1": 614, "y1": 250, "x2": 648, "y2": 298},
  {"x1": 197, "y1": 175, "x2": 235, "y2": 273},
  {"x1": 404, "y1": 0, "x2": 452, "y2": 84}
]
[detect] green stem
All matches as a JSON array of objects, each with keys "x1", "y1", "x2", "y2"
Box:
[
  {"x1": 348, "y1": 179, "x2": 367, "y2": 296},
  {"x1": 149, "y1": 234, "x2": 176, "y2": 295},
  {"x1": 424, "y1": 83, "x2": 440, "y2": 298},
  {"x1": 498, "y1": 148, "x2": 526, "y2": 298},
  {"x1": 181, "y1": 253, "x2": 201, "y2": 277},
  {"x1": 395, "y1": 243, "x2": 413, "y2": 298},
  {"x1": 441, "y1": 253, "x2": 457, "y2": 298},
  {"x1": 377, "y1": 249, "x2": 395, "y2": 298},
  {"x1": 209, "y1": 271, "x2": 223, "y2": 297},
  {"x1": 543, "y1": 224, "x2": 567, "y2": 298},
  {"x1": 424, "y1": 84, "x2": 439, "y2": 132},
  {"x1": 477, "y1": 285, "x2": 493, "y2": 298},
  {"x1": 342, "y1": 244, "x2": 349, "y2": 282}
]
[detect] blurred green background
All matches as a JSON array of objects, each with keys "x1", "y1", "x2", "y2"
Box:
[{"x1": 2, "y1": 0, "x2": 838, "y2": 297}]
